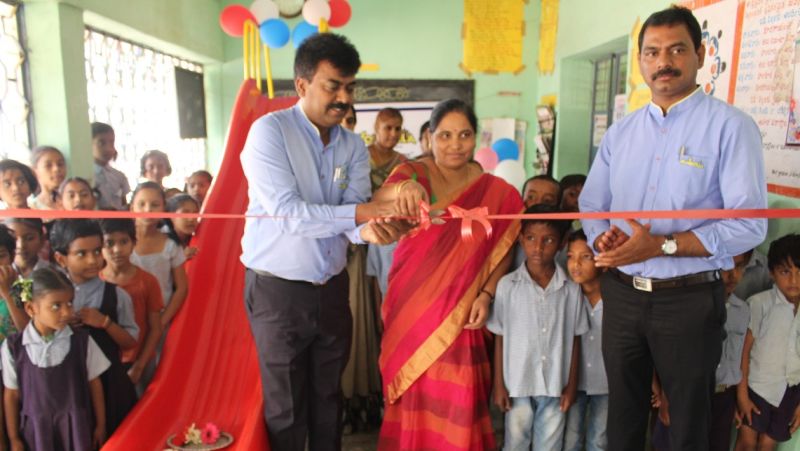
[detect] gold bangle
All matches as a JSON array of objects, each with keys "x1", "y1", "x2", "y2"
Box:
[
  {"x1": 394, "y1": 180, "x2": 412, "y2": 195},
  {"x1": 102, "y1": 315, "x2": 111, "y2": 329}
]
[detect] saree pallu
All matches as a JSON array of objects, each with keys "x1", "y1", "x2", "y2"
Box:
[{"x1": 379, "y1": 168, "x2": 523, "y2": 451}]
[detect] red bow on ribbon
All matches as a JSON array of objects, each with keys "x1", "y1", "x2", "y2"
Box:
[{"x1": 448, "y1": 205, "x2": 493, "y2": 242}]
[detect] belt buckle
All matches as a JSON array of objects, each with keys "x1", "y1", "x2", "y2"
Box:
[{"x1": 633, "y1": 276, "x2": 653, "y2": 292}]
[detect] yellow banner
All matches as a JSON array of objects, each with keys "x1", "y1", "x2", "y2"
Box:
[
  {"x1": 462, "y1": 0, "x2": 525, "y2": 74},
  {"x1": 538, "y1": 0, "x2": 558, "y2": 74}
]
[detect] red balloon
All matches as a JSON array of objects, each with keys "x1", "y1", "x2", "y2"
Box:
[
  {"x1": 328, "y1": 0, "x2": 352, "y2": 27},
  {"x1": 220, "y1": 5, "x2": 256, "y2": 37}
]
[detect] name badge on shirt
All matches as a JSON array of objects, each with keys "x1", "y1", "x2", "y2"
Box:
[
  {"x1": 334, "y1": 165, "x2": 349, "y2": 190},
  {"x1": 678, "y1": 145, "x2": 705, "y2": 169}
]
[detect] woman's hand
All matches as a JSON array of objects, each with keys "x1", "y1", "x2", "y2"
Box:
[
  {"x1": 464, "y1": 292, "x2": 491, "y2": 330},
  {"x1": 394, "y1": 180, "x2": 428, "y2": 223}
]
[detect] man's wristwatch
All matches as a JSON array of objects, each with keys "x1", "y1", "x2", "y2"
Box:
[{"x1": 661, "y1": 234, "x2": 678, "y2": 255}]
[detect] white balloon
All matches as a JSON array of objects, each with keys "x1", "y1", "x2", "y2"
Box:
[
  {"x1": 492, "y1": 160, "x2": 527, "y2": 191},
  {"x1": 250, "y1": 0, "x2": 279, "y2": 23},
  {"x1": 302, "y1": 0, "x2": 331, "y2": 25}
]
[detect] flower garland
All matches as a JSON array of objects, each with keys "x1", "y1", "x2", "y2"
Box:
[{"x1": 169, "y1": 422, "x2": 221, "y2": 448}]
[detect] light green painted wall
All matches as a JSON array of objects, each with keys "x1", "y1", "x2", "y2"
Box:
[
  {"x1": 21, "y1": 0, "x2": 225, "y2": 177},
  {"x1": 214, "y1": 0, "x2": 542, "y2": 175}
]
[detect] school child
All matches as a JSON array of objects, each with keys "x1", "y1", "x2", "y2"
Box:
[
  {"x1": 563, "y1": 229, "x2": 608, "y2": 451},
  {"x1": 0, "y1": 224, "x2": 26, "y2": 336},
  {"x1": 50, "y1": 219, "x2": 139, "y2": 435},
  {"x1": 29, "y1": 146, "x2": 66, "y2": 211},
  {"x1": 5, "y1": 218, "x2": 50, "y2": 279},
  {"x1": 99, "y1": 219, "x2": 163, "y2": 396},
  {"x1": 140, "y1": 150, "x2": 172, "y2": 188},
  {"x1": 60, "y1": 177, "x2": 98, "y2": 211},
  {"x1": 129, "y1": 182, "x2": 187, "y2": 330},
  {"x1": 735, "y1": 234, "x2": 800, "y2": 451},
  {"x1": 651, "y1": 250, "x2": 752, "y2": 451},
  {"x1": 0, "y1": 160, "x2": 37, "y2": 210},
  {"x1": 166, "y1": 194, "x2": 200, "y2": 260},
  {"x1": 488, "y1": 204, "x2": 588, "y2": 450},
  {"x1": 91, "y1": 122, "x2": 130, "y2": 211},
  {"x1": 185, "y1": 170, "x2": 212, "y2": 205},
  {"x1": 2, "y1": 267, "x2": 110, "y2": 451},
  {"x1": 735, "y1": 249, "x2": 773, "y2": 301}
]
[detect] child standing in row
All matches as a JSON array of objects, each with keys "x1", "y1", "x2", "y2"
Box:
[
  {"x1": 736, "y1": 234, "x2": 800, "y2": 450},
  {"x1": 29, "y1": 146, "x2": 66, "y2": 211},
  {"x1": 0, "y1": 225, "x2": 26, "y2": 337},
  {"x1": 166, "y1": 194, "x2": 200, "y2": 261},
  {"x1": 5, "y1": 218, "x2": 50, "y2": 280},
  {"x1": 652, "y1": 250, "x2": 752, "y2": 451},
  {"x1": 2, "y1": 267, "x2": 109, "y2": 451},
  {"x1": 60, "y1": 177, "x2": 98, "y2": 211},
  {"x1": 0, "y1": 160, "x2": 36, "y2": 210},
  {"x1": 100, "y1": 218, "x2": 163, "y2": 395},
  {"x1": 185, "y1": 170, "x2": 212, "y2": 206},
  {"x1": 50, "y1": 219, "x2": 139, "y2": 435},
  {"x1": 563, "y1": 229, "x2": 608, "y2": 451},
  {"x1": 488, "y1": 204, "x2": 587, "y2": 450},
  {"x1": 129, "y1": 183, "x2": 187, "y2": 331},
  {"x1": 92, "y1": 122, "x2": 129, "y2": 211}
]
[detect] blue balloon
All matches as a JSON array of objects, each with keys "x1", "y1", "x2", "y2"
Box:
[
  {"x1": 292, "y1": 22, "x2": 318, "y2": 48},
  {"x1": 260, "y1": 19, "x2": 290, "y2": 49},
  {"x1": 492, "y1": 138, "x2": 519, "y2": 162}
]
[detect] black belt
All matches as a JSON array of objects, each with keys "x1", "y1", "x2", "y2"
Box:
[
  {"x1": 609, "y1": 268, "x2": 720, "y2": 292},
  {"x1": 249, "y1": 268, "x2": 343, "y2": 287}
]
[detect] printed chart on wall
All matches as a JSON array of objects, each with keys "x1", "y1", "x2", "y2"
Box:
[{"x1": 729, "y1": 0, "x2": 800, "y2": 197}]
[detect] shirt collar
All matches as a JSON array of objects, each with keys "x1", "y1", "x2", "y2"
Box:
[
  {"x1": 584, "y1": 296, "x2": 603, "y2": 312},
  {"x1": 74, "y1": 276, "x2": 103, "y2": 292},
  {"x1": 512, "y1": 262, "x2": 568, "y2": 291},
  {"x1": 22, "y1": 322, "x2": 72, "y2": 346},
  {"x1": 295, "y1": 101, "x2": 341, "y2": 145},
  {"x1": 727, "y1": 293, "x2": 746, "y2": 308},
  {"x1": 647, "y1": 85, "x2": 703, "y2": 118},
  {"x1": 772, "y1": 286, "x2": 795, "y2": 308}
]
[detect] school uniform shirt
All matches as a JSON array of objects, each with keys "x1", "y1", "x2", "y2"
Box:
[
  {"x1": 239, "y1": 102, "x2": 370, "y2": 284},
  {"x1": 716, "y1": 294, "x2": 750, "y2": 387},
  {"x1": 1, "y1": 324, "x2": 110, "y2": 389},
  {"x1": 365, "y1": 242, "x2": 397, "y2": 298},
  {"x1": 94, "y1": 163, "x2": 130, "y2": 211},
  {"x1": 579, "y1": 87, "x2": 767, "y2": 278},
  {"x1": 130, "y1": 237, "x2": 186, "y2": 307},
  {"x1": 578, "y1": 297, "x2": 608, "y2": 395},
  {"x1": 73, "y1": 277, "x2": 140, "y2": 341},
  {"x1": 747, "y1": 287, "x2": 800, "y2": 407},
  {"x1": 735, "y1": 250, "x2": 773, "y2": 301},
  {"x1": 487, "y1": 263, "x2": 589, "y2": 398}
]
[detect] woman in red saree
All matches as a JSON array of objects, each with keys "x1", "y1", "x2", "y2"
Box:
[{"x1": 376, "y1": 99, "x2": 524, "y2": 450}]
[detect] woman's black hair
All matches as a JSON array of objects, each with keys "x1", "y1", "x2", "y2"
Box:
[
  {"x1": 140, "y1": 150, "x2": 172, "y2": 177},
  {"x1": 0, "y1": 159, "x2": 38, "y2": 194},
  {"x1": 49, "y1": 219, "x2": 102, "y2": 256},
  {"x1": 99, "y1": 218, "x2": 136, "y2": 242},
  {"x1": 0, "y1": 224, "x2": 15, "y2": 259},
  {"x1": 429, "y1": 99, "x2": 478, "y2": 133},
  {"x1": 31, "y1": 266, "x2": 74, "y2": 301}
]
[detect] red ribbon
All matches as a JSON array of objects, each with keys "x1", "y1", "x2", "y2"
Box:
[{"x1": 448, "y1": 205, "x2": 493, "y2": 242}]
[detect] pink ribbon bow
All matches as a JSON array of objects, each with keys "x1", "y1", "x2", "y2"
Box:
[{"x1": 448, "y1": 205, "x2": 493, "y2": 242}]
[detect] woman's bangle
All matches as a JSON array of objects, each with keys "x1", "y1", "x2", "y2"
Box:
[
  {"x1": 394, "y1": 180, "x2": 412, "y2": 195},
  {"x1": 102, "y1": 315, "x2": 111, "y2": 329},
  {"x1": 480, "y1": 289, "x2": 494, "y2": 301}
]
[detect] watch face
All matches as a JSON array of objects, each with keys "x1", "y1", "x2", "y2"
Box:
[
  {"x1": 275, "y1": 0, "x2": 305, "y2": 18},
  {"x1": 663, "y1": 240, "x2": 678, "y2": 255}
]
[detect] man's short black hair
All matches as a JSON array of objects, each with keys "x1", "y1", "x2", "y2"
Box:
[
  {"x1": 520, "y1": 204, "x2": 571, "y2": 240},
  {"x1": 767, "y1": 233, "x2": 800, "y2": 271},
  {"x1": 99, "y1": 218, "x2": 136, "y2": 242},
  {"x1": 50, "y1": 219, "x2": 102, "y2": 256},
  {"x1": 560, "y1": 174, "x2": 587, "y2": 192},
  {"x1": 638, "y1": 5, "x2": 702, "y2": 52},
  {"x1": 294, "y1": 33, "x2": 361, "y2": 81}
]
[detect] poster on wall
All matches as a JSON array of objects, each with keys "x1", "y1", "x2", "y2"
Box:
[
  {"x1": 462, "y1": 0, "x2": 525, "y2": 74},
  {"x1": 352, "y1": 102, "x2": 438, "y2": 159},
  {"x1": 690, "y1": 0, "x2": 741, "y2": 103},
  {"x1": 787, "y1": 37, "x2": 800, "y2": 145},
  {"x1": 733, "y1": 0, "x2": 800, "y2": 197}
]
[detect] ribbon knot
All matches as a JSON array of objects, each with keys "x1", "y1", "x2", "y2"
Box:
[{"x1": 448, "y1": 205, "x2": 493, "y2": 242}]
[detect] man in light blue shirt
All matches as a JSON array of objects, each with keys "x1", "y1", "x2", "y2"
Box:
[
  {"x1": 240, "y1": 34, "x2": 405, "y2": 451},
  {"x1": 579, "y1": 6, "x2": 767, "y2": 450}
]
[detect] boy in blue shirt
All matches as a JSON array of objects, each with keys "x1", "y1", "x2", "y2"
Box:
[{"x1": 488, "y1": 204, "x2": 588, "y2": 450}]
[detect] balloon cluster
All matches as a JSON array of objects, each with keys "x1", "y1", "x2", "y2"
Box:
[
  {"x1": 474, "y1": 139, "x2": 527, "y2": 188},
  {"x1": 220, "y1": 0, "x2": 352, "y2": 48}
]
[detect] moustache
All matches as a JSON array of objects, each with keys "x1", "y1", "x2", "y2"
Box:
[
  {"x1": 327, "y1": 103, "x2": 351, "y2": 112},
  {"x1": 652, "y1": 68, "x2": 681, "y2": 80}
]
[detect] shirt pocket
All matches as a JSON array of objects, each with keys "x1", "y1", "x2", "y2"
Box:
[{"x1": 669, "y1": 149, "x2": 718, "y2": 208}]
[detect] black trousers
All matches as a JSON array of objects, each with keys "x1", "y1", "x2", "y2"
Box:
[
  {"x1": 601, "y1": 271, "x2": 725, "y2": 451},
  {"x1": 244, "y1": 269, "x2": 353, "y2": 451}
]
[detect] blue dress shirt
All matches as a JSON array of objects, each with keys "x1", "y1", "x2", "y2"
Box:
[
  {"x1": 240, "y1": 102, "x2": 370, "y2": 284},
  {"x1": 579, "y1": 88, "x2": 767, "y2": 278}
]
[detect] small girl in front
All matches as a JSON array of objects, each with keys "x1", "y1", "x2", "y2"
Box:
[
  {"x1": 29, "y1": 146, "x2": 67, "y2": 211},
  {"x1": 1, "y1": 267, "x2": 109, "y2": 451},
  {"x1": 166, "y1": 194, "x2": 200, "y2": 260}
]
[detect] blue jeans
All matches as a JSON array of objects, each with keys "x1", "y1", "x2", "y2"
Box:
[
  {"x1": 504, "y1": 396, "x2": 565, "y2": 451},
  {"x1": 563, "y1": 392, "x2": 608, "y2": 451}
]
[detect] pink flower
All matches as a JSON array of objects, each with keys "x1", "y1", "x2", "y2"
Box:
[{"x1": 201, "y1": 423, "x2": 220, "y2": 445}]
